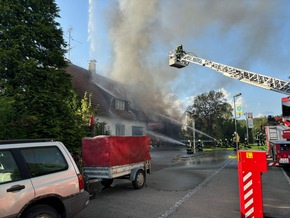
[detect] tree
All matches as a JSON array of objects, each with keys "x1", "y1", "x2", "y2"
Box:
[
  {"x1": 0, "y1": 0, "x2": 84, "y2": 148},
  {"x1": 252, "y1": 116, "x2": 267, "y2": 144},
  {"x1": 187, "y1": 90, "x2": 233, "y2": 140},
  {"x1": 78, "y1": 92, "x2": 94, "y2": 123},
  {"x1": 77, "y1": 92, "x2": 106, "y2": 137},
  {"x1": 0, "y1": 96, "x2": 17, "y2": 139}
]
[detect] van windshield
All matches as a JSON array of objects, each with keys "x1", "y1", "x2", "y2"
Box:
[{"x1": 280, "y1": 144, "x2": 290, "y2": 151}]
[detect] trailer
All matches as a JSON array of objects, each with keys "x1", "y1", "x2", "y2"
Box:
[{"x1": 82, "y1": 136, "x2": 151, "y2": 196}]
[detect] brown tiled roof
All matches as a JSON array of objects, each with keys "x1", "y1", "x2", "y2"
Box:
[{"x1": 66, "y1": 64, "x2": 147, "y2": 122}]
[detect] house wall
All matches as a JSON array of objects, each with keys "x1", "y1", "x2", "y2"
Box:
[{"x1": 97, "y1": 116, "x2": 146, "y2": 136}]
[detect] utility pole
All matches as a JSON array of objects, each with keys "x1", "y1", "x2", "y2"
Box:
[
  {"x1": 187, "y1": 110, "x2": 198, "y2": 153},
  {"x1": 192, "y1": 116, "x2": 196, "y2": 153},
  {"x1": 244, "y1": 112, "x2": 249, "y2": 146},
  {"x1": 67, "y1": 28, "x2": 72, "y2": 60},
  {"x1": 233, "y1": 93, "x2": 242, "y2": 151}
]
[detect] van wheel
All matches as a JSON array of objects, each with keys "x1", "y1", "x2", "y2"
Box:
[
  {"x1": 132, "y1": 169, "x2": 145, "y2": 189},
  {"x1": 22, "y1": 204, "x2": 60, "y2": 218}
]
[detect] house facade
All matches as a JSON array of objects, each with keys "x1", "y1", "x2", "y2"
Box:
[{"x1": 66, "y1": 60, "x2": 147, "y2": 136}]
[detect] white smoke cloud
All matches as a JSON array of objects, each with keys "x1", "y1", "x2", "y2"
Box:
[
  {"x1": 88, "y1": 0, "x2": 96, "y2": 59},
  {"x1": 88, "y1": 0, "x2": 290, "y2": 118}
]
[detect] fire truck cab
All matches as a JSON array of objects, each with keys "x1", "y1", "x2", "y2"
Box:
[
  {"x1": 270, "y1": 129, "x2": 290, "y2": 165},
  {"x1": 270, "y1": 140, "x2": 290, "y2": 164}
]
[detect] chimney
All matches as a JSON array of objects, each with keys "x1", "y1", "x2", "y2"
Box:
[{"x1": 88, "y1": 59, "x2": 97, "y2": 75}]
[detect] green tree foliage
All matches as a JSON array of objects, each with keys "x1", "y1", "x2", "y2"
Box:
[
  {"x1": 236, "y1": 119, "x2": 250, "y2": 144},
  {"x1": 187, "y1": 90, "x2": 233, "y2": 140},
  {"x1": 77, "y1": 92, "x2": 102, "y2": 137},
  {"x1": 237, "y1": 116, "x2": 268, "y2": 144},
  {"x1": 252, "y1": 116, "x2": 267, "y2": 142},
  {"x1": 0, "y1": 96, "x2": 17, "y2": 139},
  {"x1": 0, "y1": 0, "x2": 85, "y2": 148},
  {"x1": 77, "y1": 92, "x2": 94, "y2": 122}
]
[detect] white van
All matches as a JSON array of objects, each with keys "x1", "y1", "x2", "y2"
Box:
[{"x1": 0, "y1": 139, "x2": 89, "y2": 218}]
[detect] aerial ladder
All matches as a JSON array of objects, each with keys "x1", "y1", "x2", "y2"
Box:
[
  {"x1": 169, "y1": 45, "x2": 290, "y2": 95},
  {"x1": 169, "y1": 45, "x2": 290, "y2": 158}
]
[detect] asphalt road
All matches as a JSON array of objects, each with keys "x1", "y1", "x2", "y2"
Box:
[
  {"x1": 76, "y1": 147, "x2": 236, "y2": 218},
  {"x1": 283, "y1": 165, "x2": 290, "y2": 177}
]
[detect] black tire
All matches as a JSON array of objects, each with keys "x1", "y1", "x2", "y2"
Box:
[
  {"x1": 101, "y1": 179, "x2": 113, "y2": 188},
  {"x1": 22, "y1": 204, "x2": 60, "y2": 218},
  {"x1": 132, "y1": 169, "x2": 145, "y2": 189}
]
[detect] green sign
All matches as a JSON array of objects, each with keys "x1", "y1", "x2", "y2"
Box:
[{"x1": 236, "y1": 106, "x2": 243, "y2": 115}]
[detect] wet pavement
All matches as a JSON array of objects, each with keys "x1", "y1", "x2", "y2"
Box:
[
  {"x1": 151, "y1": 147, "x2": 290, "y2": 218},
  {"x1": 77, "y1": 147, "x2": 290, "y2": 218}
]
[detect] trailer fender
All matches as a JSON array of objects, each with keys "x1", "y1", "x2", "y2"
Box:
[{"x1": 130, "y1": 167, "x2": 144, "y2": 181}]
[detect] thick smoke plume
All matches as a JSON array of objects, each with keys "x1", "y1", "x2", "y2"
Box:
[
  {"x1": 108, "y1": 0, "x2": 181, "y2": 119},
  {"x1": 89, "y1": 0, "x2": 290, "y2": 119}
]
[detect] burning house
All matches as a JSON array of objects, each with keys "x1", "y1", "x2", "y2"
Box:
[{"x1": 66, "y1": 60, "x2": 148, "y2": 136}]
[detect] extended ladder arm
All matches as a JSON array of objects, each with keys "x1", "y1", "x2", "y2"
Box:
[{"x1": 169, "y1": 46, "x2": 290, "y2": 95}]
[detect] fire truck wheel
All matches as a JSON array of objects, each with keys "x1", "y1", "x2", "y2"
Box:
[
  {"x1": 132, "y1": 169, "x2": 145, "y2": 189},
  {"x1": 101, "y1": 179, "x2": 114, "y2": 188}
]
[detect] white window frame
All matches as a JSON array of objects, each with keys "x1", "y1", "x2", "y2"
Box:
[{"x1": 115, "y1": 99, "x2": 125, "y2": 110}]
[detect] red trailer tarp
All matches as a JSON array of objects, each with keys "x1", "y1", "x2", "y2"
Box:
[{"x1": 82, "y1": 136, "x2": 151, "y2": 167}]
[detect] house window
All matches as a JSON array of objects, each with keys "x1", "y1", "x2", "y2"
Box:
[
  {"x1": 116, "y1": 124, "x2": 125, "y2": 135},
  {"x1": 132, "y1": 126, "x2": 143, "y2": 136},
  {"x1": 115, "y1": 99, "x2": 125, "y2": 110},
  {"x1": 96, "y1": 122, "x2": 107, "y2": 135}
]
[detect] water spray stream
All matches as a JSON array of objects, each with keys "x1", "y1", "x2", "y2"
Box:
[
  {"x1": 88, "y1": 0, "x2": 96, "y2": 59},
  {"x1": 186, "y1": 126, "x2": 216, "y2": 141},
  {"x1": 156, "y1": 112, "x2": 183, "y2": 126},
  {"x1": 146, "y1": 131, "x2": 185, "y2": 146},
  {"x1": 155, "y1": 112, "x2": 217, "y2": 141}
]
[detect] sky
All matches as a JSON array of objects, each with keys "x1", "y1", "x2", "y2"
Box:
[{"x1": 55, "y1": 0, "x2": 290, "y2": 120}]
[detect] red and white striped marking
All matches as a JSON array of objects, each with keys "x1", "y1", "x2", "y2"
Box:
[
  {"x1": 268, "y1": 162, "x2": 279, "y2": 167},
  {"x1": 243, "y1": 171, "x2": 254, "y2": 218}
]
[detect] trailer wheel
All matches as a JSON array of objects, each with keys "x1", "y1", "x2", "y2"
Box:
[
  {"x1": 132, "y1": 169, "x2": 145, "y2": 189},
  {"x1": 101, "y1": 179, "x2": 113, "y2": 188}
]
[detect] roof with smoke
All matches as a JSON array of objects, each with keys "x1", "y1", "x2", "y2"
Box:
[{"x1": 66, "y1": 64, "x2": 147, "y2": 122}]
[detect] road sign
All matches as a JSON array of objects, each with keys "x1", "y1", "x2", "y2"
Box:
[
  {"x1": 247, "y1": 112, "x2": 254, "y2": 128},
  {"x1": 237, "y1": 105, "x2": 243, "y2": 115}
]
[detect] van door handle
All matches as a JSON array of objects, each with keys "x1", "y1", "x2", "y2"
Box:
[{"x1": 7, "y1": 185, "x2": 25, "y2": 192}]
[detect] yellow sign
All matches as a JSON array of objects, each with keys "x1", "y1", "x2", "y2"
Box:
[
  {"x1": 236, "y1": 105, "x2": 243, "y2": 115},
  {"x1": 246, "y1": 152, "x2": 253, "y2": 159}
]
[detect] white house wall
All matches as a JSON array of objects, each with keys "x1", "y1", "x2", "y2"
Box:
[{"x1": 97, "y1": 115, "x2": 146, "y2": 136}]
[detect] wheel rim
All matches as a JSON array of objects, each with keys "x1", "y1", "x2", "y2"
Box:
[{"x1": 136, "y1": 172, "x2": 144, "y2": 187}]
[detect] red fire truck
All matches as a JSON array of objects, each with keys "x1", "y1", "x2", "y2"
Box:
[{"x1": 269, "y1": 129, "x2": 290, "y2": 165}]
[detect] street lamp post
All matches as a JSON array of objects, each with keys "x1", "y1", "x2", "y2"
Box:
[
  {"x1": 192, "y1": 116, "x2": 196, "y2": 153},
  {"x1": 244, "y1": 112, "x2": 249, "y2": 147},
  {"x1": 187, "y1": 110, "x2": 197, "y2": 153},
  {"x1": 233, "y1": 93, "x2": 242, "y2": 151}
]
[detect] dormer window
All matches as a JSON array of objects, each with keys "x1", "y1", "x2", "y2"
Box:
[{"x1": 115, "y1": 99, "x2": 125, "y2": 110}]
